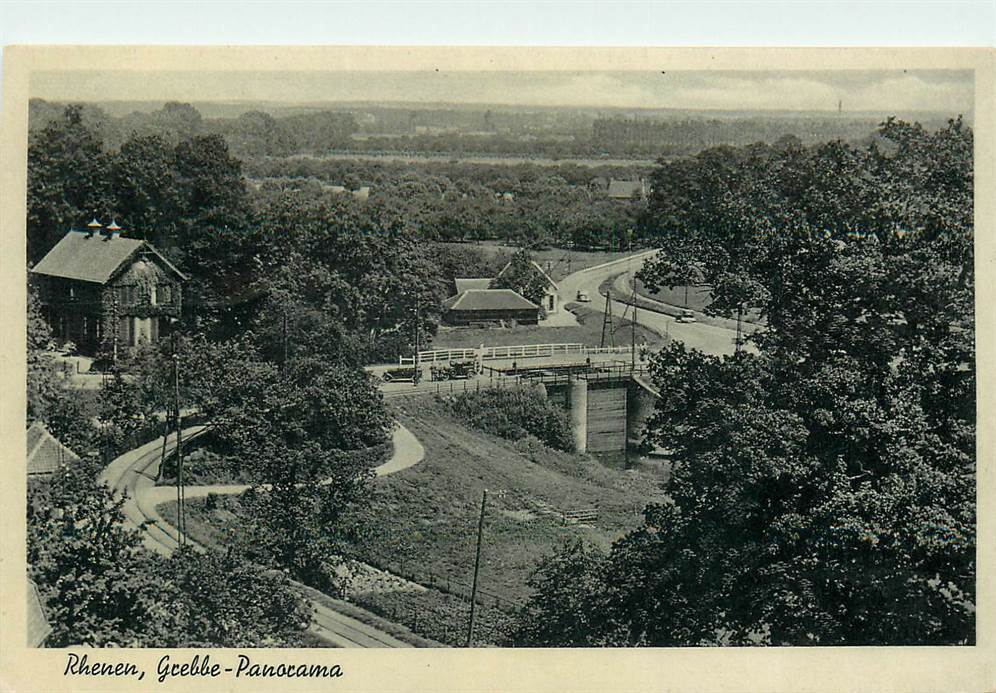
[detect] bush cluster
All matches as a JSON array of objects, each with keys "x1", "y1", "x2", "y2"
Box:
[{"x1": 448, "y1": 386, "x2": 575, "y2": 453}]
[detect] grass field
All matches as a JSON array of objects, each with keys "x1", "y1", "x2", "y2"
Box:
[
  {"x1": 159, "y1": 395, "x2": 668, "y2": 644},
  {"x1": 634, "y1": 278, "x2": 714, "y2": 312},
  {"x1": 348, "y1": 396, "x2": 667, "y2": 605},
  {"x1": 431, "y1": 302, "x2": 664, "y2": 350}
]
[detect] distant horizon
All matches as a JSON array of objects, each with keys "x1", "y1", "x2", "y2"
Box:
[
  {"x1": 33, "y1": 96, "x2": 970, "y2": 118},
  {"x1": 30, "y1": 70, "x2": 974, "y2": 116}
]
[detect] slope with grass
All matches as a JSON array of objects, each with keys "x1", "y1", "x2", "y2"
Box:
[
  {"x1": 348, "y1": 396, "x2": 666, "y2": 606},
  {"x1": 159, "y1": 395, "x2": 666, "y2": 645}
]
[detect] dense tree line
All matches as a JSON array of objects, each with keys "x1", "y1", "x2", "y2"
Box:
[
  {"x1": 513, "y1": 117, "x2": 975, "y2": 646},
  {"x1": 30, "y1": 97, "x2": 958, "y2": 166},
  {"x1": 591, "y1": 116, "x2": 900, "y2": 156},
  {"x1": 247, "y1": 158, "x2": 646, "y2": 249}
]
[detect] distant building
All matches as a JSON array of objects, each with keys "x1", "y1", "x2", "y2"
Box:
[
  {"x1": 451, "y1": 259, "x2": 561, "y2": 316},
  {"x1": 30, "y1": 221, "x2": 187, "y2": 358},
  {"x1": 607, "y1": 179, "x2": 648, "y2": 201},
  {"x1": 442, "y1": 289, "x2": 541, "y2": 326},
  {"x1": 495, "y1": 258, "x2": 561, "y2": 314},
  {"x1": 26, "y1": 420, "x2": 80, "y2": 477}
]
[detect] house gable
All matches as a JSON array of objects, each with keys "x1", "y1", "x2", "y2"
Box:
[{"x1": 31, "y1": 230, "x2": 188, "y2": 286}]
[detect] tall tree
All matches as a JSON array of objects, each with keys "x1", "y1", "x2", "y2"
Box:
[{"x1": 27, "y1": 105, "x2": 113, "y2": 263}]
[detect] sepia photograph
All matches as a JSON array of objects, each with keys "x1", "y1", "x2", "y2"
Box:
[
  {"x1": 18, "y1": 62, "x2": 977, "y2": 651},
  {"x1": 0, "y1": 33, "x2": 992, "y2": 692}
]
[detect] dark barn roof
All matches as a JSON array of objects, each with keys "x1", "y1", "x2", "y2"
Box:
[
  {"x1": 443, "y1": 289, "x2": 539, "y2": 312},
  {"x1": 31, "y1": 230, "x2": 187, "y2": 284}
]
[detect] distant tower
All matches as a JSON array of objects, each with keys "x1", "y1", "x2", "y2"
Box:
[{"x1": 838, "y1": 99, "x2": 843, "y2": 114}]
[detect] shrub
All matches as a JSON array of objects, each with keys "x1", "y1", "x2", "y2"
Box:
[{"x1": 448, "y1": 386, "x2": 574, "y2": 452}]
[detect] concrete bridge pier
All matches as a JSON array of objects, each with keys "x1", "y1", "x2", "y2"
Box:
[
  {"x1": 626, "y1": 383, "x2": 654, "y2": 450},
  {"x1": 568, "y1": 377, "x2": 588, "y2": 453}
]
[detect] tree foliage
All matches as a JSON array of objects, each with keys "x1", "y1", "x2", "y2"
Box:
[
  {"x1": 27, "y1": 463, "x2": 311, "y2": 647},
  {"x1": 516, "y1": 118, "x2": 975, "y2": 646}
]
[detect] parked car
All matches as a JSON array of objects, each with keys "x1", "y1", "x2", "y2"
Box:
[
  {"x1": 576, "y1": 290, "x2": 591, "y2": 303},
  {"x1": 430, "y1": 361, "x2": 475, "y2": 381},
  {"x1": 382, "y1": 367, "x2": 421, "y2": 383},
  {"x1": 676, "y1": 309, "x2": 697, "y2": 323}
]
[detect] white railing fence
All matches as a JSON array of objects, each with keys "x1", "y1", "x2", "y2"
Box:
[{"x1": 399, "y1": 342, "x2": 634, "y2": 365}]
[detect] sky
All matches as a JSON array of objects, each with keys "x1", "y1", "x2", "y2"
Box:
[{"x1": 30, "y1": 69, "x2": 974, "y2": 114}]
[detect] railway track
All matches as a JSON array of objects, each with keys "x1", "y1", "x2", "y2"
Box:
[{"x1": 100, "y1": 428, "x2": 415, "y2": 648}]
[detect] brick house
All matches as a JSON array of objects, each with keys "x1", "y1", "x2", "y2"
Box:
[{"x1": 31, "y1": 222, "x2": 187, "y2": 358}]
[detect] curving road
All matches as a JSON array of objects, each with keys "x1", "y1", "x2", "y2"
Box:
[
  {"x1": 99, "y1": 423, "x2": 426, "y2": 648},
  {"x1": 557, "y1": 250, "x2": 755, "y2": 357}
]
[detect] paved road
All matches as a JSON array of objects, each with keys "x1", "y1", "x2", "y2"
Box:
[
  {"x1": 557, "y1": 250, "x2": 752, "y2": 358},
  {"x1": 99, "y1": 426, "x2": 419, "y2": 648}
]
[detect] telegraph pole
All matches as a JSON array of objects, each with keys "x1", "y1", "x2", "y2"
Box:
[
  {"x1": 413, "y1": 296, "x2": 421, "y2": 386},
  {"x1": 466, "y1": 488, "x2": 492, "y2": 648},
  {"x1": 600, "y1": 291, "x2": 614, "y2": 348},
  {"x1": 173, "y1": 350, "x2": 185, "y2": 545},
  {"x1": 631, "y1": 274, "x2": 637, "y2": 370}
]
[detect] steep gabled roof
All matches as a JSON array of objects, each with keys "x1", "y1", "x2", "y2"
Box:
[
  {"x1": 26, "y1": 421, "x2": 80, "y2": 475},
  {"x1": 31, "y1": 230, "x2": 188, "y2": 284},
  {"x1": 443, "y1": 289, "x2": 539, "y2": 312},
  {"x1": 495, "y1": 259, "x2": 559, "y2": 290},
  {"x1": 453, "y1": 278, "x2": 493, "y2": 295}
]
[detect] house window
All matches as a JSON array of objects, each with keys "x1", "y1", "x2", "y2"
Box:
[
  {"x1": 160, "y1": 284, "x2": 171, "y2": 304},
  {"x1": 150, "y1": 284, "x2": 157, "y2": 305}
]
